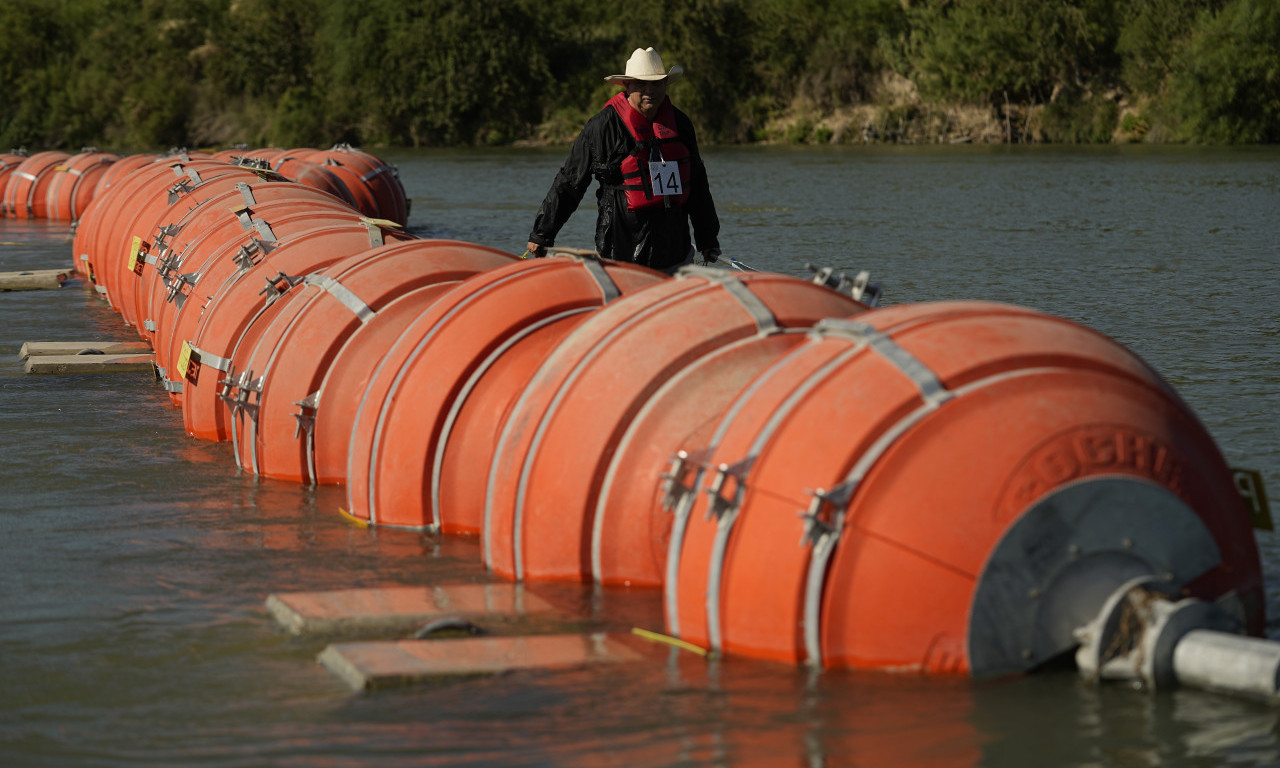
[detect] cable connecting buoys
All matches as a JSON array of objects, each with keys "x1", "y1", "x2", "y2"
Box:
[
  {"x1": 43, "y1": 150, "x2": 120, "y2": 221},
  {"x1": 228, "y1": 239, "x2": 516, "y2": 483},
  {"x1": 662, "y1": 301, "x2": 1264, "y2": 673},
  {"x1": 2, "y1": 150, "x2": 71, "y2": 218},
  {"x1": 342, "y1": 255, "x2": 667, "y2": 533}
]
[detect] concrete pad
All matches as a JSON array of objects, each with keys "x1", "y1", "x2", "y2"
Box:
[
  {"x1": 19, "y1": 340, "x2": 153, "y2": 359},
  {"x1": 266, "y1": 584, "x2": 558, "y2": 637},
  {"x1": 318, "y1": 633, "x2": 643, "y2": 691},
  {"x1": 0, "y1": 269, "x2": 71, "y2": 291},
  {"x1": 23, "y1": 353, "x2": 156, "y2": 375}
]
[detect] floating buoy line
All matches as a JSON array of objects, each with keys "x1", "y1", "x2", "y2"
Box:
[{"x1": 4, "y1": 144, "x2": 1277, "y2": 701}]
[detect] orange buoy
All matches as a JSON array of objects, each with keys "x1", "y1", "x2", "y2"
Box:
[
  {"x1": 136, "y1": 183, "x2": 362, "y2": 365},
  {"x1": 228, "y1": 239, "x2": 515, "y2": 483},
  {"x1": 43, "y1": 150, "x2": 119, "y2": 221},
  {"x1": 342, "y1": 255, "x2": 667, "y2": 532},
  {"x1": 269, "y1": 151, "x2": 361, "y2": 214},
  {"x1": 72, "y1": 154, "x2": 165, "y2": 275},
  {"x1": 175, "y1": 218, "x2": 414, "y2": 440},
  {"x1": 313, "y1": 284, "x2": 471, "y2": 487},
  {"x1": 2, "y1": 150, "x2": 71, "y2": 218},
  {"x1": 483, "y1": 267, "x2": 866, "y2": 583},
  {"x1": 297, "y1": 144, "x2": 408, "y2": 226},
  {"x1": 662, "y1": 301, "x2": 1264, "y2": 674},
  {"x1": 0, "y1": 152, "x2": 29, "y2": 209}
]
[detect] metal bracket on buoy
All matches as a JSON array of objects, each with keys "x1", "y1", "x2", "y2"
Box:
[
  {"x1": 703, "y1": 456, "x2": 755, "y2": 521},
  {"x1": 659, "y1": 448, "x2": 711, "y2": 513},
  {"x1": 799, "y1": 481, "x2": 857, "y2": 547},
  {"x1": 164, "y1": 271, "x2": 198, "y2": 304},
  {"x1": 233, "y1": 237, "x2": 275, "y2": 272},
  {"x1": 294, "y1": 391, "x2": 321, "y2": 486},
  {"x1": 804, "y1": 263, "x2": 882, "y2": 306},
  {"x1": 149, "y1": 224, "x2": 182, "y2": 272},
  {"x1": 360, "y1": 217, "x2": 402, "y2": 248},
  {"x1": 259, "y1": 272, "x2": 305, "y2": 306}
]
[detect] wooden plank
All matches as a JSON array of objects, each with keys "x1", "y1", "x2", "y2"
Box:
[
  {"x1": 0, "y1": 269, "x2": 71, "y2": 291},
  {"x1": 19, "y1": 340, "x2": 153, "y2": 360},
  {"x1": 23, "y1": 353, "x2": 156, "y2": 375},
  {"x1": 265, "y1": 584, "x2": 558, "y2": 637},
  {"x1": 318, "y1": 633, "x2": 643, "y2": 691}
]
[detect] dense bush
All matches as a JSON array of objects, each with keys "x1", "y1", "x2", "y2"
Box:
[{"x1": 0, "y1": 0, "x2": 1274, "y2": 149}]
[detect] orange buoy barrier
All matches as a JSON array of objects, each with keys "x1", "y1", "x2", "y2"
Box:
[
  {"x1": 227, "y1": 239, "x2": 516, "y2": 483},
  {"x1": 662, "y1": 301, "x2": 1264, "y2": 673},
  {"x1": 483, "y1": 268, "x2": 866, "y2": 583},
  {"x1": 298, "y1": 144, "x2": 409, "y2": 226},
  {"x1": 43, "y1": 150, "x2": 119, "y2": 221},
  {"x1": 2, "y1": 150, "x2": 71, "y2": 218},
  {"x1": 135, "y1": 183, "x2": 365, "y2": 364},
  {"x1": 174, "y1": 218, "x2": 414, "y2": 440},
  {"x1": 342, "y1": 255, "x2": 668, "y2": 533}
]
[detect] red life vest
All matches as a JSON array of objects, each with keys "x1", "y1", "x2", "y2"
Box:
[{"x1": 606, "y1": 91, "x2": 692, "y2": 211}]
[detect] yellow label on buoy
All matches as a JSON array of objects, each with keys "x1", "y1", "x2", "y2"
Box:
[
  {"x1": 1233, "y1": 468, "x2": 1273, "y2": 531},
  {"x1": 177, "y1": 341, "x2": 194, "y2": 380},
  {"x1": 359, "y1": 217, "x2": 402, "y2": 229},
  {"x1": 126, "y1": 235, "x2": 145, "y2": 274}
]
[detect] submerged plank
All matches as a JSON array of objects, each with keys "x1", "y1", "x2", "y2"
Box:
[
  {"x1": 24, "y1": 353, "x2": 156, "y2": 375},
  {"x1": 266, "y1": 584, "x2": 558, "y2": 637},
  {"x1": 318, "y1": 633, "x2": 643, "y2": 691},
  {"x1": 0, "y1": 269, "x2": 71, "y2": 291},
  {"x1": 19, "y1": 340, "x2": 153, "y2": 360}
]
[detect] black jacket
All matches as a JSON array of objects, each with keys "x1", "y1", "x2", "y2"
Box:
[{"x1": 528, "y1": 99, "x2": 720, "y2": 271}]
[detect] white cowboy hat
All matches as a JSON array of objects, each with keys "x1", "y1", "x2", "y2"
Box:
[{"x1": 604, "y1": 47, "x2": 683, "y2": 83}]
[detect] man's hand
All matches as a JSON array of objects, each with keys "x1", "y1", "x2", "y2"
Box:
[
  {"x1": 700, "y1": 248, "x2": 721, "y2": 264},
  {"x1": 525, "y1": 242, "x2": 547, "y2": 258}
]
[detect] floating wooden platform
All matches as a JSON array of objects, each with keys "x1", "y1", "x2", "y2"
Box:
[
  {"x1": 318, "y1": 633, "x2": 643, "y2": 691},
  {"x1": 0, "y1": 268, "x2": 73, "y2": 291},
  {"x1": 265, "y1": 584, "x2": 560, "y2": 637},
  {"x1": 23, "y1": 353, "x2": 156, "y2": 375},
  {"x1": 19, "y1": 340, "x2": 153, "y2": 359}
]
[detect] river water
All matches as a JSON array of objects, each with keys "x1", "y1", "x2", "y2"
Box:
[{"x1": 1, "y1": 145, "x2": 1278, "y2": 767}]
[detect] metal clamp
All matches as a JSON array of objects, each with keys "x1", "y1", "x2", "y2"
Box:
[
  {"x1": 804, "y1": 262, "x2": 883, "y2": 306},
  {"x1": 659, "y1": 449, "x2": 709, "y2": 513},
  {"x1": 703, "y1": 456, "x2": 755, "y2": 521},
  {"x1": 258, "y1": 272, "x2": 305, "y2": 305},
  {"x1": 798, "y1": 481, "x2": 857, "y2": 547},
  {"x1": 164, "y1": 272, "x2": 198, "y2": 303}
]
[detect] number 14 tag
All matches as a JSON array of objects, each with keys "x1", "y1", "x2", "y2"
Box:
[{"x1": 648, "y1": 161, "x2": 682, "y2": 197}]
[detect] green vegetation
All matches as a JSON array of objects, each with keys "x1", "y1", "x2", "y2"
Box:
[{"x1": 2, "y1": 0, "x2": 1276, "y2": 150}]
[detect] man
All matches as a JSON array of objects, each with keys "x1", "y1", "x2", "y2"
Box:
[{"x1": 526, "y1": 47, "x2": 721, "y2": 273}]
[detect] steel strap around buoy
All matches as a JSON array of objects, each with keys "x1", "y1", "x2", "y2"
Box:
[
  {"x1": 303, "y1": 275, "x2": 375, "y2": 323},
  {"x1": 187, "y1": 343, "x2": 234, "y2": 373},
  {"x1": 797, "y1": 319, "x2": 954, "y2": 666},
  {"x1": 662, "y1": 340, "x2": 816, "y2": 635}
]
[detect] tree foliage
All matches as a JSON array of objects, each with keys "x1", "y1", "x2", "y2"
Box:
[{"x1": 0, "y1": 0, "x2": 1275, "y2": 149}]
